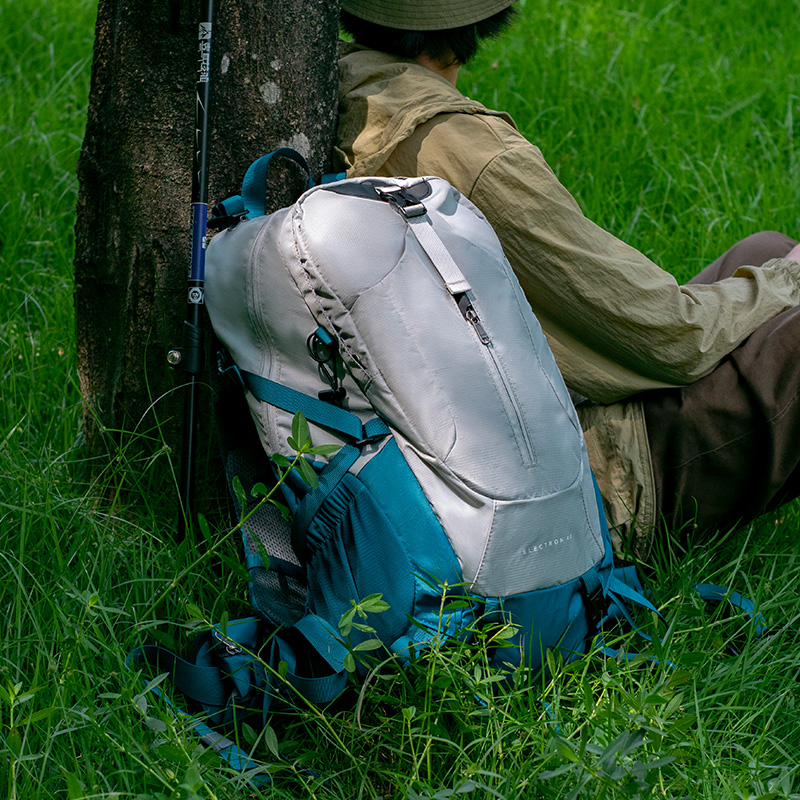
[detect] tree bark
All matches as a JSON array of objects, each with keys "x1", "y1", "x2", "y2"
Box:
[{"x1": 74, "y1": 0, "x2": 340, "y2": 510}]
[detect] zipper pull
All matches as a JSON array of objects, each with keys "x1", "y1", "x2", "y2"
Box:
[
  {"x1": 466, "y1": 306, "x2": 492, "y2": 345},
  {"x1": 457, "y1": 293, "x2": 491, "y2": 345}
]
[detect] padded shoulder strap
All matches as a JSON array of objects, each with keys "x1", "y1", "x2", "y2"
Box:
[
  {"x1": 128, "y1": 613, "x2": 351, "y2": 783},
  {"x1": 127, "y1": 644, "x2": 272, "y2": 786}
]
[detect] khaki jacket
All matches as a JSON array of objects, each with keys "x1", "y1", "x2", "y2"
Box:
[{"x1": 335, "y1": 44, "x2": 800, "y2": 554}]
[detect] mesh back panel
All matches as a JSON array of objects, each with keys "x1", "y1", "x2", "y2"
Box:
[{"x1": 217, "y1": 380, "x2": 306, "y2": 626}]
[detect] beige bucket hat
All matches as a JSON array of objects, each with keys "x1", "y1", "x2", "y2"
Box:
[{"x1": 340, "y1": 0, "x2": 516, "y2": 31}]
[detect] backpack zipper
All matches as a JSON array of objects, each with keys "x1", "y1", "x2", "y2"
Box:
[{"x1": 458, "y1": 294, "x2": 536, "y2": 468}]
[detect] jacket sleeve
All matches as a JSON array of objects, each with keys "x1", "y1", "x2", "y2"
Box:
[{"x1": 468, "y1": 136, "x2": 800, "y2": 402}]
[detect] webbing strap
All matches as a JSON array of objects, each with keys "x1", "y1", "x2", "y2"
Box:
[
  {"x1": 581, "y1": 570, "x2": 602, "y2": 597},
  {"x1": 693, "y1": 582, "x2": 768, "y2": 635},
  {"x1": 128, "y1": 618, "x2": 349, "y2": 783},
  {"x1": 241, "y1": 148, "x2": 314, "y2": 219},
  {"x1": 195, "y1": 723, "x2": 267, "y2": 777},
  {"x1": 210, "y1": 194, "x2": 246, "y2": 223},
  {"x1": 606, "y1": 574, "x2": 662, "y2": 618},
  {"x1": 128, "y1": 645, "x2": 228, "y2": 709},
  {"x1": 321, "y1": 171, "x2": 346, "y2": 184},
  {"x1": 406, "y1": 214, "x2": 472, "y2": 296},
  {"x1": 126, "y1": 647, "x2": 272, "y2": 786},
  {"x1": 290, "y1": 418, "x2": 390, "y2": 560},
  {"x1": 292, "y1": 614, "x2": 349, "y2": 673},
  {"x1": 605, "y1": 594, "x2": 654, "y2": 644},
  {"x1": 598, "y1": 579, "x2": 779, "y2": 667},
  {"x1": 593, "y1": 634, "x2": 674, "y2": 669},
  {"x1": 241, "y1": 370, "x2": 365, "y2": 442}
]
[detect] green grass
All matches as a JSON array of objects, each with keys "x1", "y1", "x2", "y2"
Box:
[
  {"x1": 462, "y1": 0, "x2": 800, "y2": 280},
  {"x1": 3, "y1": 0, "x2": 800, "y2": 797}
]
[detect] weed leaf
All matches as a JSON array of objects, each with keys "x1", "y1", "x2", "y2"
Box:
[{"x1": 291, "y1": 411, "x2": 310, "y2": 450}]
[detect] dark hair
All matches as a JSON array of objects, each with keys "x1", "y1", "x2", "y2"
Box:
[{"x1": 340, "y1": 6, "x2": 518, "y2": 67}]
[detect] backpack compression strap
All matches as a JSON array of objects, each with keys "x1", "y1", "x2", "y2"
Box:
[
  {"x1": 240, "y1": 370, "x2": 366, "y2": 442},
  {"x1": 238, "y1": 368, "x2": 391, "y2": 562},
  {"x1": 127, "y1": 614, "x2": 349, "y2": 783}
]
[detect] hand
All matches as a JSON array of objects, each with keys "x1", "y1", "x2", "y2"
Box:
[{"x1": 786, "y1": 242, "x2": 800, "y2": 263}]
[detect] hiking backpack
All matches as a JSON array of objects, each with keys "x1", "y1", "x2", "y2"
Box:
[
  {"x1": 126, "y1": 152, "x2": 777, "y2": 786},
  {"x1": 131, "y1": 150, "x2": 656, "y2": 769},
  {"x1": 209, "y1": 148, "x2": 652, "y2": 659}
]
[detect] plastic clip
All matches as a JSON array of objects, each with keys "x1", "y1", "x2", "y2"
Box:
[
  {"x1": 375, "y1": 185, "x2": 427, "y2": 218},
  {"x1": 307, "y1": 329, "x2": 347, "y2": 407},
  {"x1": 207, "y1": 209, "x2": 247, "y2": 231}
]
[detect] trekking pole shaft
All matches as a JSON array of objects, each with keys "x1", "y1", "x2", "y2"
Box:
[{"x1": 177, "y1": 0, "x2": 215, "y2": 538}]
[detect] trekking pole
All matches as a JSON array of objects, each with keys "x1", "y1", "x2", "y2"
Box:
[{"x1": 168, "y1": 0, "x2": 215, "y2": 539}]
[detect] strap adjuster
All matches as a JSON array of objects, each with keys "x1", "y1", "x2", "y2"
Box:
[
  {"x1": 209, "y1": 196, "x2": 249, "y2": 230},
  {"x1": 375, "y1": 185, "x2": 427, "y2": 218},
  {"x1": 208, "y1": 209, "x2": 247, "y2": 231}
]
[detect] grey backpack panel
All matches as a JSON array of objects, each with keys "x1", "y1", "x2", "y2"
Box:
[{"x1": 206, "y1": 175, "x2": 603, "y2": 597}]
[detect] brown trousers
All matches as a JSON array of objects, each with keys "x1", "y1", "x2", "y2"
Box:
[{"x1": 642, "y1": 231, "x2": 800, "y2": 539}]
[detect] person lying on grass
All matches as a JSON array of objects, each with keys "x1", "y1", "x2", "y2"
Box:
[{"x1": 334, "y1": 0, "x2": 800, "y2": 559}]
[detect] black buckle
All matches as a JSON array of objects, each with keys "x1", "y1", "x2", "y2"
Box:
[
  {"x1": 375, "y1": 185, "x2": 427, "y2": 218},
  {"x1": 318, "y1": 387, "x2": 347, "y2": 406},
  {"x1": 208, "y1": 209, "x2": 247, "y2": 231},
  {"x1": 353, "y1": 432, "x2": 389, "y2": 449},
  {"x1": 306, "y1": 330, "x2": 348, "y2": 407}
]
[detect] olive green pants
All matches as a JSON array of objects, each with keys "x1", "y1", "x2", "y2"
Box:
[{"x1": 642, "y1": 231, "x2": 800, "y2": 538}]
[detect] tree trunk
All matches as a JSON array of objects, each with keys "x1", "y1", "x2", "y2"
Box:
[{"x1": 74, "y1": 0, "x2": 340, "y2": 512}]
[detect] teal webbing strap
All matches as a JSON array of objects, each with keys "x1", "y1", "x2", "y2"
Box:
[
  {"x1": 241, "y1": 370, "x2": 365, "y2": 442},
  {"x1": 694, "y1": 582, "x2": 768, "y2": 635},
  {"x1": 195, "y1": 723, "x2": 269, "y2": 779},
  {"x1": 603, "y1": 572, "x2": 664, "y2": 647},
  {"x1": 605, "y1": 595, "x2": 654, "y2": 644},
  {"x1": 581, "y1": 570, "x2": 602, "y2": 597},
  {"x1": 126, "y1": 647, "x2": 272, "y2": 787},
  {"x1": 321, "y1": 171, "x2": 346, "y2": 184},
  {"x1": 128, "y1": 645, "x2": 228, "y2": 709},
  {"x1": 597, "y1": 581, "x2": 776, "y2": 668},
  {"x1": 606, "y1": 574, "x2": 662, "y2": 619},
  {"x1": 210, "y1": 194, "x2": 246, "y2": 227},
  {"x1": 241, "y1": 148, "x2": 314, "y2": 219},
  {"x1": 593, "y1": 634, "x2": 674, "y2": 669},
  {"x1": 292, "y1": 614, "x2": 349, "y2": 674},
  {"x1": 290, "y1": 418, "x2": 390, "y2": 560},
  {"x1": 259, "y1": 616, "x2": 347, "y2": 712}
]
